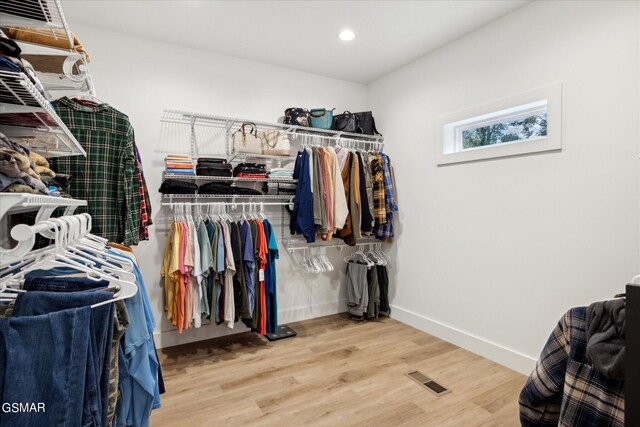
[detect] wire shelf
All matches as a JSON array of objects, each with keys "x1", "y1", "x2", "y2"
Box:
[
  {"x1": 162, "y1": 194, "x2": 294, "y2": 200},
  {"x1": 0, "y1": 0, "x2": 73, "y2": 48},
  {"x1": 162, "y1": 173, "x2": 296, "y2": 183},
  {"x1": 227, "y1": 152, "x2": 298, "y2": 162},
  {"x1": 16, "y1": 41, "x2": 94, "y2": 97},
  {"x1": 161, "y1": 109, "x2": 384, "y2": 144},
  {"x1": 0, "y1": 193, "x2": 86, "y2": 217},
  {"x1": 0, "y1": 71, "x2": 86, "y2": 158}
]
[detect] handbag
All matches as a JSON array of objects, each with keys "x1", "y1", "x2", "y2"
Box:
[
  {"x1": 232, "y1": 122, "x2": 262, "y2": 154},
  {"x1": 332, "y1": 111, "x2": 360, "y2": 133},
  {"x1": 259, "y1": 129, "x2": 291, "y2": 156},
  {"x1": 309, "y1": 108, "x2": 335, "y2": 130},
  {"x1": 354, "y1": 111, "x2": 382, "y2": 136},
  {"x1": 283, "y1": 108, "x2": 310, "y2": 127}
]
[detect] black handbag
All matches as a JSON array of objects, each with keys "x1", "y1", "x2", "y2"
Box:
[
  {"x1": 354, "y1": 111, "x2": 382, "y2": 136},
  {"x1": 283, "y1": 108, "x2": 310, "y2": 127},
  {"x1": 332, "y1": 111, "x2": 360, "y2": 133}
]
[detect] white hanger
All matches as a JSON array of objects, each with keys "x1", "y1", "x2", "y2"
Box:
[{"x1": 1, "y1": 218, "x2": 138, "y2": 308}]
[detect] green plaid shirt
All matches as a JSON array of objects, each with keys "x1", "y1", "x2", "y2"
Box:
[{"x1": 50, "y1": 97, "x2": 141, "y2": 246}]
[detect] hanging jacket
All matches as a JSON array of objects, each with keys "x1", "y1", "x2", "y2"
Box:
[
  {"x1": 519, "y1": 301, "x2": 625, "y2": 427},
  {"x1": 290, "y1": 150, "x2": 315, "y2": 243},
  {"x1": 326, "y1": 147, "x2": 348, "y2": 231}
]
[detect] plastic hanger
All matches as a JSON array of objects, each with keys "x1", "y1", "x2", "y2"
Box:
[{"x1": 1, "y1": 218, "x2": 138, "y2": 308}]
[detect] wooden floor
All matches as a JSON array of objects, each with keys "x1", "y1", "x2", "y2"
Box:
[{"x1": 151, "y1": 314, "x2": 526, "y2": 426}]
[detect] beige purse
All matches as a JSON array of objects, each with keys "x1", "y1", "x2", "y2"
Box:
[
  {"x1": 259, "y1": 130, "x2": 291, "y2": 156},
  {"x1": 232, "y1": 122, "x2": 263, "y2": 154}
]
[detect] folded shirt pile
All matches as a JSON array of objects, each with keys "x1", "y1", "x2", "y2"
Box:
[
  {"x1": 196, "y1": 157, "x2": 232, "y2": 177},
  {"x1": 0, "y1": 132, "x2": 65, "y2": 195},
  {"x1": 267, "y1": 165, "x2": 294, "y2": 180},
  {"x1": 233, "y1": 163, "x2": 267, "y2": 179},
  {"x1": 159, "y1": 179, "x2": 197, "y2": 195},
  {"x1": 0, "y1": 34, "x2": 49, "y2": 100},
  {"x1": 267, "y1": 182, "x2": 296, "y2": 195},
  {"x1": 165, "y1": 154, "x2": 195, "y2": 176}
]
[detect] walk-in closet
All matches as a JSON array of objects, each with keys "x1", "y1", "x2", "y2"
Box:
[{"x1": 0, "y1": 1, "x2": 638, "y2": 426}]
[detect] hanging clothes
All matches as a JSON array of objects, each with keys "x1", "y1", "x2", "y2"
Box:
[
  {"x1": 290, "y1": 146, "x2": 398, "y2": 245},
  {"x1": 161, "y1": 215, "x2": 280, "y2": 335},
  {"x1": 290, "y1": 149, "x2": 315, "y2": 243},
  {"x1": 519, "y1": 300, "x2": 625, "y2": 427},
  {"x1": 263, "y1": 219, "x2": 279, "y2": 333},
  {"x1": 1, "y1": 244, "x2": 162, "y2": 427},
  {"x1": 50, "y1": 97, "x2": 148, "y2": 246},
  {"x1": 373, "y1": 153, "x2": 398, "y2": 240}
]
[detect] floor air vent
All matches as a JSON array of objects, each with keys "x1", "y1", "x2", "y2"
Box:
[{"x1": 406, "y1": 371, "x2": 450, "y2": 396}]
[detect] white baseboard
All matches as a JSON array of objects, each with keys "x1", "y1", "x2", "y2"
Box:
[
  {"x1": 390, "y1": 304, "x2": 536, "y2": 375},
  {"x1": 154, "y1": 300, "x2": 347, "y2": 349}
]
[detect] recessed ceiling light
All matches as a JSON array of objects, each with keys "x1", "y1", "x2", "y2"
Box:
[{"x1": 339, "y1": 29, "x2": 355, "y2": 41}]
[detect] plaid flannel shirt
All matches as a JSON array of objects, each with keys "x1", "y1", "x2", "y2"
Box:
[
  {"x1": 519, "y1": 307, "x2": 624, "y2": 427},
  {"x1": 371, "y1": 154, "x2": 386, "y2": 225},
  {"x1": 136, "y1": 157, "x2": 149, "y2": 241},
  {"x1": 374, "y1": 153, "x2": 398, "y2": 239},
  {"x1": 51, "y1": 97, "x2": 141, "y2": 246}
]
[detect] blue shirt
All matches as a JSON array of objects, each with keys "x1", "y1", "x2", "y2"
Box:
[
  {"x1": 239, "y1": 220, "x2": 255, "y2": 315},
  {"x1": 291, "y1": 149, "x2": 315, "y2": 243},
  {"x1": 109, "y1": 250, "x2": 160, "y2": 427}
]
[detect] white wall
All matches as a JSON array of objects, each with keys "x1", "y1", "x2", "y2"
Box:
[
  {"x1": 69, "y1": 24, "x2": 369, "y2": 347},
  {"x1": 368, "y1": 1, "x2": 640, "y2": 374}
]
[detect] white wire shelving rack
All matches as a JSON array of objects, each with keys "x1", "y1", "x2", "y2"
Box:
[
  {"x1": 0, "y1": 71, "x2": 86, "y2": 157},
  {"x1": 0, "y1": 193, "x2": 87, "y2": 261},
  {"x1": 162, "y1": 172, "x2": 296, "y2": 184},
  {"x1": 0, "y1": 0, "x2": 73, "y2": 46},
  {"x1": 1, "y1": 0, "x2": 95, "y2": 98},
  {"x1": 162, "y1": 194, "x2": 294, "y2": 201},
  {"x1": 160, "y1": 109, "x2": 384, "y2": 165}
]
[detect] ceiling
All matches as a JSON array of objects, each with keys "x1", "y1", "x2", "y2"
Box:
[{"x1": 63, "y1": 1, "x2": 530, "y2": 84}]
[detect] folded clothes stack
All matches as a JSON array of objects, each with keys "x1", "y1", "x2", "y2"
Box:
[
  {"x1": 159, "y1": 179, "x2": 197, "y2": 195},
  {"x1": 0, "y1": 34, "x2": 49, "y2": 99},
  {"x1": 267, "y1": 164, "x2": 294, "y2": 180},
  {"x1": 199, "y1": 182, "x2": 233, "y2": 195},
  {"x1": 196, "y1": 157, "x2": 232, "y2": 177},
  {"x1": 165, "y1": 154, "x2": 195, "y2": 176},
  {"x1": 233, "y1": 163, "x2": 267, "y2": 179},
  {"x1": 0, "y1": 132, "x2": 66, "y2": 195},
  {"x1": 267, "y1": 182, "x2": 296, "y2": 195}
]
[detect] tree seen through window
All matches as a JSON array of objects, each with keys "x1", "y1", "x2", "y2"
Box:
[{"x1": 462, "y1": 113, "x2": 547, "y2": 149}]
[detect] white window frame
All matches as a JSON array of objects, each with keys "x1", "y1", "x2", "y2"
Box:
[{"x1": 436, "y1": 83, "x2": 563, "y2": 166}]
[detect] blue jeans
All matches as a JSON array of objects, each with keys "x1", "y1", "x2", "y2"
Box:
[
  {"x1": 10, "y1": 284, "x2": 114, "y2": 427},
  {"x1": 0, "y1": 306, "x2": 91, "y2": 427}
]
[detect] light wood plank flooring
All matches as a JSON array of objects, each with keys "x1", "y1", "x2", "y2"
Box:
[{"x1": 151, "y1": 314, "x2": 526, "y2": 426}]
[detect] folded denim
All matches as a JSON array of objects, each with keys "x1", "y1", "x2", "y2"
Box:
[{"x1": 0, "y1": 55, "x2": 22, "y2": 73}]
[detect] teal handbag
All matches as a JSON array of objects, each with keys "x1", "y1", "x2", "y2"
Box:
[{"x1": 309, "y1": 108, "x2": 335, "y2": 130}]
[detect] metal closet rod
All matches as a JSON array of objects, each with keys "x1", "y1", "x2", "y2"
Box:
[
  {"x1": 162, "y1": 201, "x2": 291, "y2": 207},
  {"x1": 285, "y1": 241, "x2": 383, "y2": 251}
]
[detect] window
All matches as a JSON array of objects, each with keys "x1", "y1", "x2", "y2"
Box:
[{"x1": 436, "y1": 83, "x2": 562, "y2": 165}]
